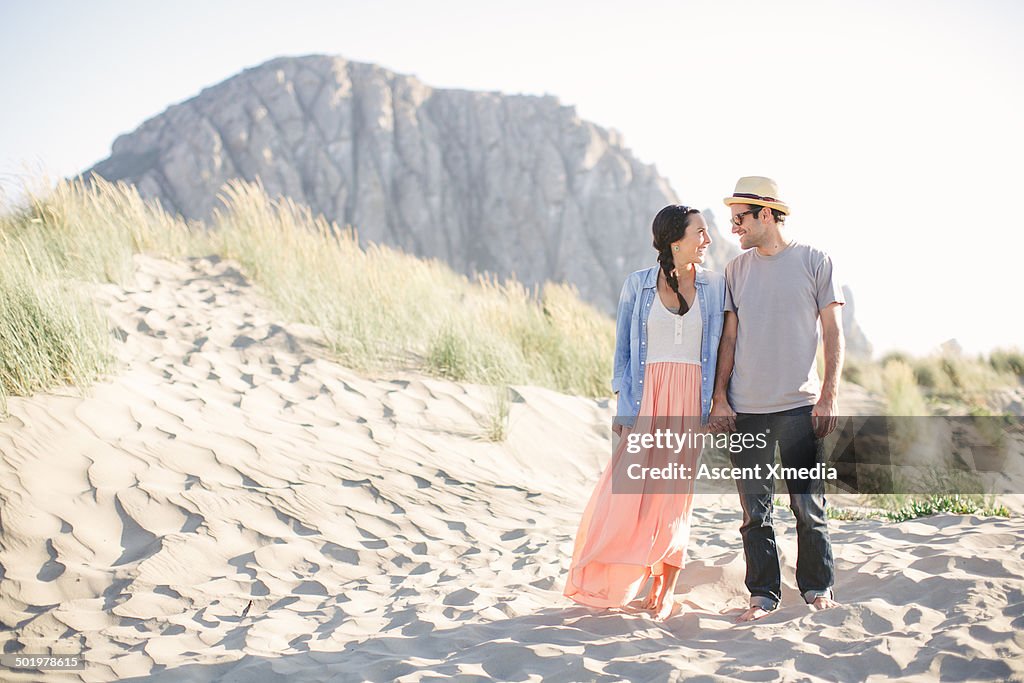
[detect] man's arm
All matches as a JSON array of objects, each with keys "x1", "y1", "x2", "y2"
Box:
[
  {"x1": 710, "y1": 311, "x2": 738, "y2": 432},
  {"x1": 813, "y1": 302, "x2": 845, "y2": 437}
]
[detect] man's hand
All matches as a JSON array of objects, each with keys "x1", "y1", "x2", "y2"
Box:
[
  {"x1": 815, "y1": 302, "x2": 843, "y2": 440},
  {"x1": 812, "y1": 395, "x2": 838, "y2": 438},
  {"x1": 709, "y1": 398, "x2": 737, "y2": 433}
]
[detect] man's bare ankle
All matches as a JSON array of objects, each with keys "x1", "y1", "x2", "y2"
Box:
[
  {"x1": 810, "y1": 596, "x2": 839, "y2": 610},
  {"x1": 736, "y1": 605, "x2": 773, "y2": 622}
]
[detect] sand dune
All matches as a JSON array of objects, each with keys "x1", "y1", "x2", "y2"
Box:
[{"x1": 0, "y1": 255, "x2": 1022, "y2": 682}]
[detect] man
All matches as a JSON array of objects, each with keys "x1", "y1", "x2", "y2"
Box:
[{"x1": 710, "y1": 176, "x2": 844, "y2": 622}]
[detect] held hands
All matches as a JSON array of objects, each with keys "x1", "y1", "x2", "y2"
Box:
[
  {"x1": 708, "y1": 398, "x2": 737, "y2": 433},
  {"x1": 812, "y1": 395, "x2": 838, "y2": 438},
  {"x1": 612, "y1": 391, "x2": 623, "y2": 436}
]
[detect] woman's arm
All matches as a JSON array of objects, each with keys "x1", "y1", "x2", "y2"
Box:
[
  {"x1": 611, "y1": 276, "x2": 638, "y2": 434},
  {"x1": 611, "y1": 276, "x2": 637, "y2": 395}
]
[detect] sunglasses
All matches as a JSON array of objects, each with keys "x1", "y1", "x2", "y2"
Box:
[{"x1": 731, "y1": 209, "x2": 760, "y2": 227}]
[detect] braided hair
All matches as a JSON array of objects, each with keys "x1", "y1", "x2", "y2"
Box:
[{"x1": 652, "y1": 204, "x2": 701, "y2": 316}]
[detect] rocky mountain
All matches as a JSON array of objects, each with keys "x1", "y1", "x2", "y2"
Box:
[
  {"x1": 84, "y1": 54, "x2": 870, "y2": 354},
  {"x1": 841, "y1": 285, "x2": 873, "y2": 357}
]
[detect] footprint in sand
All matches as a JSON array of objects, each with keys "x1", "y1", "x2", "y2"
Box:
[
  {"x1": 442, "y1": 588, "x2": 479, "y2": 606},
  {"x1": 37, "y1": 539, "x2": 66, "y2": 582}
]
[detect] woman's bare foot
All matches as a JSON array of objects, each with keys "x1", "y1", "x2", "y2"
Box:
[
  {"x1": 654, "y1": 594, "x2": 676, "y2": 621},
  {"x1": 646, "y1": 563, "x2": 681, "y2": 620},
  {"x1": 641, "y1": 575, "x2": 664, "y2": 610}
]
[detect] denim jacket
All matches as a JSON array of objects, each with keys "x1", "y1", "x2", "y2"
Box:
[{"x1": 612, "y1": 264, "x2": 726, "y2": 427}]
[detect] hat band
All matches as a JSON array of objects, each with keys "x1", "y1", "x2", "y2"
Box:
[{"x1": 733, "y1": 192, "x2": 779, "y2": 202}]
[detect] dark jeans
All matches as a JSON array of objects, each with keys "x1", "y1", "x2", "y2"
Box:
[{"x1": 730, "y1": 405, "x2": 835, "y2": 610}]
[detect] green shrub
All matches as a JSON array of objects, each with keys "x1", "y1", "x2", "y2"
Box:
[
  {"x1": 880, "y1": 351, "x2": 910, "y2": 367},
  {"x1": 827, "y1": 506, "x2": 875, "y2": 521},
  {"x1": 989, "y1": 347, "x2": 1024, "y2": 377},
  {"x1": 882, "y1": 494, "x2": 1010, "y2": 522},
  {"x1": 941, "y1": 353, "x2": 1005, "y2": 392},
  {"x1": 882, "y1": 359, "x2": 929, "y2": 416},
  {"x1": 912, "y1": 359, "x2": 941, "y2": 390}
]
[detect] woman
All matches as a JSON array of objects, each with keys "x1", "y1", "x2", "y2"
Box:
[{"x1": 564, "y1": 205, "x2": 726, "y2": 620}]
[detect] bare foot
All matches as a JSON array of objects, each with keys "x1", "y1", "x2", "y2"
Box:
[
  {"x1": 641, "y1": 576, "x2": 664, "y2": 610},
  {"x1": 735, "y1": 606, "x2": 772, "y2": 623},
  {"x1": 810, "y1": 596, "x2": 840, "y2": 610},
  {"x1": 654, "y1": 594, "x2": 676, "y2": 621}
]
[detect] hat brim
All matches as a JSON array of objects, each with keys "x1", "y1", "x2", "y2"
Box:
[{"x1": 723, "y1": 196, "x2": 790, "y2": 215}]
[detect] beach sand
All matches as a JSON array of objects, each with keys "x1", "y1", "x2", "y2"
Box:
[{"x1": 0, "y1": 255, "x2": 1022, "y2": 682}]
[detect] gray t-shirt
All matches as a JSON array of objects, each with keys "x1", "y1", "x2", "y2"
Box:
[{"x1": 724, "y1": 241, "x2": 844, "y2": 414}]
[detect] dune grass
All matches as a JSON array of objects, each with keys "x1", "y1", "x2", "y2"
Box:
[
  {"x1": 484, "y1": 385, "x2": 511, "y2": 442},
  {"x1": 0, "y1": 260, "x2": 111, "y2": 411},
  {"x1": 844, "y1": 348, "x2": 1020, "y2": 416},
  {"x1": 989, "y1": 347, "x2": 1024, "y2": 377},
  {"x1": 778, "y1": 492, "x2": 1010, "y2": 522},
  {"x1": 823, "y1": 495, "x2": 1010, "y2": 522},
  {"x1": 204, "y1": 180, "x2": 614, "y2": 395},
  {"x1": 1, "y1": 176, "x2": 1016, "y2": 520},
  {"x1": 0, "y1": 177, "x2": 194, "y2": 407},
  {"x1": 846, "y1": 356, "x2": 1020, "y2": 519},
  {"x1": 878, "y1": 494, "x2": 1010, "y2": 521},
  {"x1": 881, "y1": 359, "x2": 929, "y2": 417},
  {"x1": 0, "y1": 177, "x2": 614, "y2": 407}
]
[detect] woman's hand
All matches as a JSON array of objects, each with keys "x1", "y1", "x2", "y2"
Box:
[{"x1": 612, "y1": 391, "x2": 624, "y2": 436}]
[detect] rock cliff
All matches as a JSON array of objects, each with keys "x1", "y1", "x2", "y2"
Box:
[{"x1": 85, "y1": 54, "x2": 870, "y2": 353}]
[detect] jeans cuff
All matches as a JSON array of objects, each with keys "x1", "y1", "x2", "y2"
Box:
[
  {"x1": 750, "y1": 596, "x2": 778, "y2": 611},
  {"x1": 802, "y1": 588, "x2": 834, "y2": 604}
]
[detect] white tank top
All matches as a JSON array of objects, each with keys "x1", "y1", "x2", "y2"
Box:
[{"x1": 646, "y1": 291, "x2": 702, "y2": 364}]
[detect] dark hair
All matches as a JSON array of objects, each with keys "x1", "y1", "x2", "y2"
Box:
[
  {"x1": 652, "y1": 204, "x2": 701, "y2": 316},
  {"x1": 750, "y1": 204, "x2": 787, "y2": 224}
]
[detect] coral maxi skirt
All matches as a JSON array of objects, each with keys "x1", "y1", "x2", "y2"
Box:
[{"x1": 564, "y1": 361, "x2": 704, "y2": 608}]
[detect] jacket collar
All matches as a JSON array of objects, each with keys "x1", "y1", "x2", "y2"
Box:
[{"x1": 641, "y1": 263, "x2": 708, "y2": 289}]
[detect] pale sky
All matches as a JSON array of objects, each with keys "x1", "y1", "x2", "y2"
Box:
[{"x1": 2, "y1": 0, "x2": 1022, "y2": 356}]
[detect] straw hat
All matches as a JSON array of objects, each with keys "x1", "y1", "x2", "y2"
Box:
[{"x1": 723, "y1": 176, "x2": 790, "y2": 215}]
